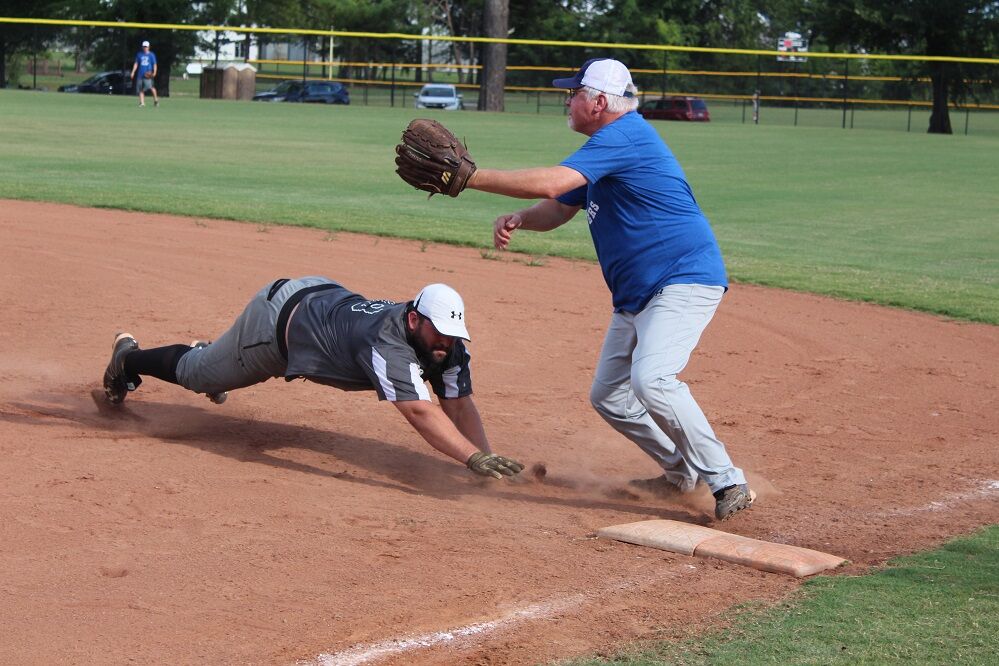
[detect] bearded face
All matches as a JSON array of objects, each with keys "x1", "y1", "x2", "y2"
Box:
[{"x1": 406, "y1": 311, "x2": 454, "y2": 372}]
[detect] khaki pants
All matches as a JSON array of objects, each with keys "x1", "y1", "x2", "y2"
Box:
[{"x1": 589, "y1": 284, "x2": 745, "y2": 493}]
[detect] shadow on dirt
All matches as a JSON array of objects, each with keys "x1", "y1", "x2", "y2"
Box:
[{"x1": 1, "y1": 389, "x2": 706, "y2": 523}]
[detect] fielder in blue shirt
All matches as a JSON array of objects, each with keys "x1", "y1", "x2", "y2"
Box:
[
  {"x1": 467, "y1": 58, "x2": 755, "y2": 521},
  {"x1": 130, "y1": 39, "x2": 159, "y2": 107}
]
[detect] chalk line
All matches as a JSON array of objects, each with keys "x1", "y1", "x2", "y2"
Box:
[
  {"x1": 300, "y1": 567, "x2": 691, "y2": 666},
  {"x1": 301, "y1": 479, "x2": 999, "y2": 664},
  {"x1": 879, "y1": 478, "x2": 999, "y2": 518}
]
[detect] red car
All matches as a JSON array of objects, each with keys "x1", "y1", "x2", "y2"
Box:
[{"x1": 639, "y1": 96, "x2": 710, "y2": 122}]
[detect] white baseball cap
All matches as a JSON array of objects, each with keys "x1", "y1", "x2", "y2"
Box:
[
  {"x1": 141, "y1": 40, "x2": 150, "y2": 47},
  {"x1": 552, "y1": 58, "x2": 635, "y2": 98},
  {"x1": 413, "y1": 283, "x2": 470, "y2": 340}
]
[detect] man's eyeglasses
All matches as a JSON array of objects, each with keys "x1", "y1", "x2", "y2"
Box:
[{"x1": 566, "y1": 88, "x2": 583, "y2": 100}]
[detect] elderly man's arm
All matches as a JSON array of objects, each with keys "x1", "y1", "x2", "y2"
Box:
[
  {"x1": 469, "y1": 166, "x2": 586, "y2": 200},
  {"x1": 493, "y1": 199, "x2": 581, "y2": 250}
]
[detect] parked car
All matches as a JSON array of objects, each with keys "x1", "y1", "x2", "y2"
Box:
[
  {"x1": 639, "y1": 96, "x2": 710, "y2": 122},
  {"x1": 252, "y1": 80, "x2": 350, "y2": 104},
  {"x1": 58, "y1": 71, "x2": 132, "y2": 95},
  {"x1": 414, "y1": 84, "x2": 463, "y2": 110}
]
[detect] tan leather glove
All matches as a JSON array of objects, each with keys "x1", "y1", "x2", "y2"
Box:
[{"x1": 466, "y1": 451, "x2": 525, "y2": 479}]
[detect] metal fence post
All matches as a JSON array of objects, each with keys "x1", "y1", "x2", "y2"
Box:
[
  {"x1": 907, "y1": 105, "x2": 912, "y2": 132},
  {"x1": 661, "y1": 50, "x2": 667, "y2": 97},
  {"x1": 390, "y1": 45, "x2": 396, "y2": 108},
  {"x1": 121, "y1": 27, "x2": 127, "y2": 79},
  {"x1": 965, "y1": 108, "x2": 970, "y2": 135},
  {"x1": 755, "y1": 54, "x2": 761, "y2": 104},
  {"x1": 842, "y1": 58, "x2": 849, "y2": 129},
  {"x1": 793, "y1": 60, "x2": 799, "y2": 126},
  {"x1": 32, "y1": 24, "x2": 38, "y2": 90}
]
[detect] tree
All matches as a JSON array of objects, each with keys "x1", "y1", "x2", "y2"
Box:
[
  {"x1": 425, "y1": 0, "x2": 483, "y2": 84},
  {"x1": 547, "y1": 0, "x2": 773, "y2": 97},
  {"x1": 301, "y1": 1, "x2": 412, "y2": 80},
  {"x1": 808, "y1": 0, "x2": 999, "y2": 134},
  {"x1": 0, "y1": 1, "x2": 67, "y2": 88},
  {"x1": 479, "y1": 0, "x2": 508, "y2": 111},
  {"x1": 64, "y1": 0, "x2": 230, "y2": 97},
  {"x1": 239, "y1": 1, "x2": 411, "y2": 84}
]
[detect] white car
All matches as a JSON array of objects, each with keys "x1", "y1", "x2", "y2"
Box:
[{"x1": 414, "y1": 84, "x2": 464, "y2": 110}]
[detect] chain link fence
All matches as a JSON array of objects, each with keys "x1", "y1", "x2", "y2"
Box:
[{"x1": 3, "y1": 18, "x2": 997, "y2": 135}]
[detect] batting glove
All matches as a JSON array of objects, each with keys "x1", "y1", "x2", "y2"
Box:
[{"x1": 466, "y1": 451, "x2": 524, "y2": 479}]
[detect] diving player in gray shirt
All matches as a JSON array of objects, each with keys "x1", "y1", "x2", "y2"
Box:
[{"x1": 102, "y1": 278, "x2": 523, "y2": 480}]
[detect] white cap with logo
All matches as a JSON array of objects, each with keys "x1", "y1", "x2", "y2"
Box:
[
  {"x1": 552, "y1": 58, "x2": 635, "y2": 98},
  {"x1": 141, "y1": 40, "x2": 150, "y2": 47},
  {"x1": 413, "y1": 283, "x2": 470, "y2": 340}
]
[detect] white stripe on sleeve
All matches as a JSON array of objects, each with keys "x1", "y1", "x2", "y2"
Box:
[
  {"x1": 371, "y1": 348, "x2": 396, "y2": 401},
  {"x1": 409, "y1": 363, "x2": 432, "y2": 401},
  {"x1": 442, "y1": 366, "x2": 460, "y2": 399}
]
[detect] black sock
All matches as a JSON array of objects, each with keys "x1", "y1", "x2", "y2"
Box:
[{"x1": 123, "y1": 345, "x2": 193, "y2": 385}]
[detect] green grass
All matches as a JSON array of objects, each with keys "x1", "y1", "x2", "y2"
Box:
[
  {"x1": 569, "y1": 526, "x2": 999, "y2": 665},
  {"x1": 1, "y1": 88, "x2": 997, "y2": 323}
]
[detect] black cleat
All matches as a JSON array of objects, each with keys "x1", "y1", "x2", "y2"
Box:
[
  {"x1": 103, "y1": 333, "x2": 141, "y2": 404},
  {"x1": 713, "y1": 483, "x2": 757, "y2": 520}
]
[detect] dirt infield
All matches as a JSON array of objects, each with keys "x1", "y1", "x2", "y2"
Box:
[{"x1": 2, "y1": 200, "x2": 997, "y2": 665}]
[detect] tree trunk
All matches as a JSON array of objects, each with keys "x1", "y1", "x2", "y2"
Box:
[
  {"x1": 479, "y1": 0, "x2": 508, "y2": 111},
  {"x1": 156, "y1": 58, "x2": 172, "y2": 97},
  {"x1": 928, "y1": 62, "x2": 952, "y2": 134}
]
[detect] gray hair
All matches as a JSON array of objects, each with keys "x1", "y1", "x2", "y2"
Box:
[{"x1": 581, "y1": 83, "x2": 640, "y2": 113}]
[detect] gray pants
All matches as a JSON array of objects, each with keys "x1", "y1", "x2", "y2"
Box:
[
  {"x1": 589, "y1": 284, "x2": 745, "y2": 493},
  {"x1": 175, "y1": 277, "x2": 333, "y2": 395}
]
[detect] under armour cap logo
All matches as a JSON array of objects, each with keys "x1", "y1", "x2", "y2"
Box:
[{"x1": 451, "y1": 311, "x2": 462, "y2": 320}]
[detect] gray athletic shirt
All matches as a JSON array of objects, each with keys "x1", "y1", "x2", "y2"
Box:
[{"x1": 284, "y1": 284, "x2": 473, "y2": 402}]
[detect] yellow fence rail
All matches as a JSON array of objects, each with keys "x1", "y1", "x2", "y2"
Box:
[
  {"x1": 252, "y1": 70, "x2": 999, "y2": 110},
  {"x1": 2, "y1": 17, "x2": 998, "y2": 65},
  {"x1": 249, "y1": 58, "x2": 993, "y2": 85}
]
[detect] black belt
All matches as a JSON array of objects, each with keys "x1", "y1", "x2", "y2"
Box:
[{"x1": 274, "y1": 281, "x2": 341, "y2": 360}]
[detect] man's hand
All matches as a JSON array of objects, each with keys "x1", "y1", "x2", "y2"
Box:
[
  {"x1": 493, "y1": 214, "x2": 523, "y2": 250},
  {"x1": 467, "y1": 451, "x2": 525, "y2": 479}
]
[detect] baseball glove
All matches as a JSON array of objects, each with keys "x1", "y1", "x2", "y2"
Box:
[
  {"x1": 143, "y1": 71, "x2": 154, "y2": 79},
  {"x1": 467, "y1": 451, "x2": 524, "y2": 479},
  {"x1": 395, "y1": 119, "x2": 476, "y2": 198}
]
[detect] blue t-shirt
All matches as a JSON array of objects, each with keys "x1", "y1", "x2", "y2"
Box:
[
  {"x1": 135, "y1": 51, "x2": 157, "y2": 78},
  {"x1": 558, "y1": 111, "x2": 727, "y2": 313}
]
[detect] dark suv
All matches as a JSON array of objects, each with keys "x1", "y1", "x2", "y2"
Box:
[
  {"x1": 639, "y1": 96, "x2": 710, "y2": 122},
  {"x1": 253, "y1": 80, "x2": 350, "y2": 105},
  {"x1": 58, "y1": 71, "x2": 132, "y2": 95}
]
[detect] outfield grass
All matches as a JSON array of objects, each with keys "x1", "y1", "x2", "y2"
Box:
[
  {"x1": 1, "y1": 89, "x2": 997, "y2": 323},
  {"x1": 569, "y1": 526, "x2": 999, "y2": 665}
]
